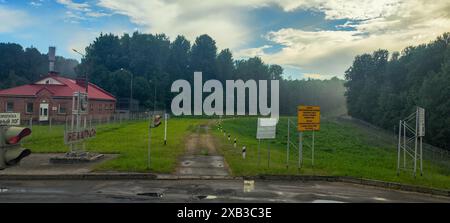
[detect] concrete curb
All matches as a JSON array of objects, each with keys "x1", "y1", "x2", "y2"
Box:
[
  {"x1": 0, "y1": 173, "x2": 158, "y2": 180},
  {"x1": 0, "y1": 173, "x2": 448, "y2": 197}
]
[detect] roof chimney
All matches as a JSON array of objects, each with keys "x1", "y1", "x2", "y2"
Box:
[{"x1": 48, "y1": 46, "x2": 56, "y2": 73}]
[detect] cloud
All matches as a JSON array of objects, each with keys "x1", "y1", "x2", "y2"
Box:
[
  {"x1": 0, "y1": 6, "x2": 31, "y2": 33},
  {"x1": 97, "y1": 0, "x2": 256, "y2": 50},
  {"x1": 253, "y1": 0, "x2": 450, "y2": 78},
  {"x1": 29, "y1": 1, "x2": 43, "y2": 7},
  {"x1": 56, "y1": 0, "x2": 90, "y2": 12}
]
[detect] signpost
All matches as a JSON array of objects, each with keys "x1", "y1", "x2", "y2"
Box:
[
  {"x1": 397, "y1": 106, "x2": 425, "y2": 177},
  {"x1": 256, "y1": 118, "x2": 278, "y2": 167},
  {"x1": 50, "y1": 91, "x2": 102, "y2": 163},
  {"x1": 297, "y1": 106, "x2": 320, "y2": 131},
  {"x1": 297, "y1": 105, "x2": 321, "y2": 169},
  {"x1": 0, "y1": 113, "x2": 20, "y2": 126}
]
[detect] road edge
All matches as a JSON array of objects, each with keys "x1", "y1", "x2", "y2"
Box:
[{"x1": 0, "y1": 174, "x2": 448, "y2": 197}]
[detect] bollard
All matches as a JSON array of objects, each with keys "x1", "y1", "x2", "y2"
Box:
[
  {"x1": 234, "y1": 138, "x2": 237, "y2": 148},
  {"x1": 242, "y1": 146, "x2": 246, "y2": 159},
  {"x1": 228, "y1": 134, "x2": 231, "y2": 141}
]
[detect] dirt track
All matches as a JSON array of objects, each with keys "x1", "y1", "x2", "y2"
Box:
[{"x1": 176, "y1": 121, "x2": 229, "y2": 176}]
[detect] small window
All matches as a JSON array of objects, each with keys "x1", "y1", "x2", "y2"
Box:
[
  {"x1": 6, "y1": 102, "x2": 13, "y2": 112},
  {"x1": 26, "y1": 103, "x2": 33, "y2": 113},
  {"x1": 58, "y1": 104, "x2": 66, "y2": 114}
]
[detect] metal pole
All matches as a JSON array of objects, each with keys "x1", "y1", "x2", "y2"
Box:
[
  {"x1": 312, "y1": 130, "x2": 315, "y2": 167},
  {"x1": 403, "y1": 121, "x2": 406, "y2": 169},
  {"x1": 420, "y1": 137, "x2": 423, "y2": 176},
  {"x1": 397, "y1": 120, "x2": 401, "y2": 175},
  {"x1": 414, "y1": 110, "x2": 418, "y2": 177},
  {"x1": 130, "y1": 72, "x2": 133, "y2": 112},
  {"x1": 148, "y1": 116, "x2": 152, "y2": 170},
  {"x1": 267, "y1": 141, "x2": 270, "y2": 168},
  {"x1": 82, "y1": 115, "x2": 87, "y2": 151},
  {"x1": 286, "y1": 118, "x2": 290, "y2": 169},
  {"x1": 298, "y1": 132, "x2": 303, "y2": 169},
  {"x1": 164, "y1": 113, "x2": 167, "y2": 145},
  {"x1": 258, "y1": 139, "x2": 261, "y2": 166}
]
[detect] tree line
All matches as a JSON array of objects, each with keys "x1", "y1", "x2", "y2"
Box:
[
  {"x1": 76, "y1": 32, "x2": 346, "y2": 116},
  {"x1": 345, "y1": 33, "x2": 450, "y2": 149},
  {"x1": 0, "y1": 43, "x2": 78, "y2": 89},
  {"x1": 0, "y1": 33, "x2": 347, "y2": 117}
]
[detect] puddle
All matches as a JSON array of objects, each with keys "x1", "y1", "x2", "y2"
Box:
[
  {"x1": 311, "y1": 199, "x2": 344, "y2": 203},
  {"x1": 196, "y1": 195, "x2": 217, "y2": 200},
  {"x1": 373, "y1": 197, "x2": 388, "y2": 201},
  {"x1": 137, "y1": 192, "x2": 163, "y2": 198},
  {"x1": 0, "y1": 188, "x2": 8, "y2": 193}
]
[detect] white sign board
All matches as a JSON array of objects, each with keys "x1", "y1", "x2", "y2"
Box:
[
  {"x1": 256, "y1": 118, "x2": 278, "y2": 139},
  {"x1": 0, "y1": 113, "x2": 20, "y2": 126},
  {"x1": 417, "y1": 107, "x2": 425, "y2": 137}
]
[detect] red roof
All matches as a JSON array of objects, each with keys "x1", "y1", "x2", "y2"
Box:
[{"x1": 0, "y1": 75, "x2": 116, "y2": 101}]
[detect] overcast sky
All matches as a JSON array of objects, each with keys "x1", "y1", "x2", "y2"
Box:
[{"x1": 1, "y1": 0, "x2": 449, "y2": 79}]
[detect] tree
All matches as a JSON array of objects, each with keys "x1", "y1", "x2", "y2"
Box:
[
  {"x1": 190, "y1": 34, "x2": 217, "y2": 81},
  {"x1": 216, "y1": 49, "x2": 234, "y2": 83},
  {"x1": 345, "y1": 32, "x2": 450, "y2": 149}
]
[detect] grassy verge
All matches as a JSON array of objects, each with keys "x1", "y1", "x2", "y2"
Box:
[
  {"x1": 213, "y1": 117, "x2": 450, "y2": 190},
  {"x1": 22, "y1": 118, "x2": 203, "y2": 173}
]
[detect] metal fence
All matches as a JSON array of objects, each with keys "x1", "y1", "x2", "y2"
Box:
[
  {"x1": 25, "y1": 111, "x2": 167, "y2": 129},
  {"x1": 336, "y1": 116, "x2": 450, "y2": 172}
]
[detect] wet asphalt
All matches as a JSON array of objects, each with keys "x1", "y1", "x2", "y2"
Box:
[{"x1": 0, "y1": 179, "x2": 448, "y2": 203}]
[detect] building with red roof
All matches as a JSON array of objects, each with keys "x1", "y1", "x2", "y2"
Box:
[
  {"x1": 0, "y1": 47, "x2": 116, "y2": 123},
  {"x1": 0, "y1": 73, "x2": 116, "y2": 123}
]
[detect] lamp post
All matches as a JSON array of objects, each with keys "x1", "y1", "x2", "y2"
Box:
[
  {"x1": 72, "y1": 49, "x2": 88, "y2": 94},
  {"x1": 120, "y1": 68, "x2": 133, "y2": 112}
]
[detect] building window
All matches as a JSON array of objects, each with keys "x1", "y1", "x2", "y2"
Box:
[
  {"x1": 58, "y1": 104, "x2": 66, "y2": 114},
  {"x1": 6, "y1": 102, "x2": 14, "y2": 112},
  {"x1": 26, "y1": 103, "x2": 33, "y2": 113}
]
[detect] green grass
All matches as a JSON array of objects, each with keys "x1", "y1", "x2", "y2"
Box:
[
  {"x1": 214, "y1": 117, "x2": 450, "y2": 190},
  {"x1": 22, "y1": 118, "x2": 203, "y2": 173}
]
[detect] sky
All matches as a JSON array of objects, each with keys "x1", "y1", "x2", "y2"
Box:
[{"x1": 1, "y1": 0, "x2": 449, "y2": 79}]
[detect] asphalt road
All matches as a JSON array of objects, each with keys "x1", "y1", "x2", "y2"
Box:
[{"x1": 0, "y1": 179, "x2": 448, "y2": 203}]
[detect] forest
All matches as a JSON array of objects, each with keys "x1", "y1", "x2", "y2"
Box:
[
  {"x1": 345, "y1": 33, "x2": 450, "y2": 149},
  {"x1": 0, "y1": 33, "x2": 346, "y2": 117},
  {"x1": 74, "y1": 32, "x2": 346, "y2": 116},
  {"x1": 0, "y1": 43, "x2": 78, "y2": 89}
]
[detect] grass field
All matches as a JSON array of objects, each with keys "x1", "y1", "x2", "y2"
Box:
[
  {"x1": 22, "y1": 118, "x2": 203, "y2": 173},
  {"x1": 214, "y1": 117, "x2": 450, "y2": 190}
]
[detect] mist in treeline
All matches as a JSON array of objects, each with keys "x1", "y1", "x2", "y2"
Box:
[
  {"x1": 345, "y1": 33, "x2": 450, "y2": 149},
  {"x1": 76, "y1": 32, "x2": 346, "y2": 116},
  {"x1": 0, "y1": 43, "x2": 78, "y2": 89}
]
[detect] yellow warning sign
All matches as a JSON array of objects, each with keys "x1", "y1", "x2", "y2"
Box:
[{"x1": 298, "y1": 106, "x2": 320, "y2": 131}]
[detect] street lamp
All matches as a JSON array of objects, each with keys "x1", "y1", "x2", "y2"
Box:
[
  {"x1": 72, "y1": 49, "x2": 88, "y2": 94},
  {"x1": 120, "y1": 68, "x2": 133, "y2": 112}
]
